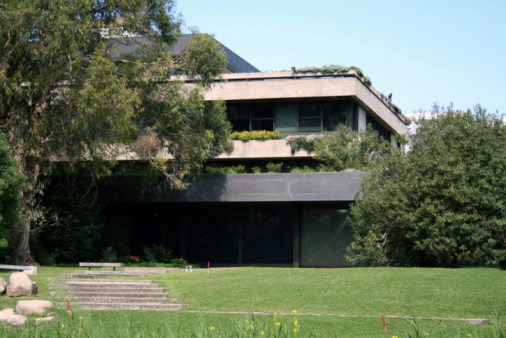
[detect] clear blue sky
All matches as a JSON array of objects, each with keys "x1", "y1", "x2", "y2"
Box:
[{"x1": 175, "y1": 0, "x2": 506, "y2": 116}]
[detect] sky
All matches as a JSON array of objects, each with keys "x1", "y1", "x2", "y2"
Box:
[{"x1": 175, "y1": 0, "x2": 506, "y2": 116}]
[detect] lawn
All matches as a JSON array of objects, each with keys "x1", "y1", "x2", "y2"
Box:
[{"x1": 0, "y1": 267, "x2": 504, "y2": 337}]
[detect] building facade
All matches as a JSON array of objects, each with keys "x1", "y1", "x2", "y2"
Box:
[{"x1": 99, "y1": 37, "x2": 408, "y2": 267}]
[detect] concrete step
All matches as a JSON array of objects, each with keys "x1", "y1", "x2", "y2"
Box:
[
  {"x1": 54, "y1": 296, "x2": 177, "y2": 304},
  {"x1": 71, "y1": 271, "x2": 160, "y2": 277},
  {"x1": 49, "y1": 279, "x2": 155, "y2": 284},
  {"x1": 51, "y1": 291, "x2": 170, "y2": 298},
  {"x1": 51, "y1": 278, "x2": 183, "y2": 311},
  {"x1": 70, "y1": 302, "x2": 184, "y2": 311},
  {"x1": 123, "y1": 267, "x2": 182, "y2": 273},
  {"x1": 61, "y1": 282, "x2": 165, "y2": 288}
]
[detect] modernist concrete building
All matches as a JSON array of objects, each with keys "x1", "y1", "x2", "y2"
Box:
[{"x1": 99, "y1": 36, "x2": 409, "y2": 267}]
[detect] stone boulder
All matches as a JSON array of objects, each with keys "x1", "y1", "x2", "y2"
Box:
[
  {"x1": 16, "y1": 300, "x2": 54, "y2": 315},
  {"x1": 0, "y1": 277, "x2": 6, "y2": 294},
  {"x1": 35, "y1": 316, "x2": 56, "y2": 325},
  {"x1": 0, "y1": 308, "x2": 15, "y2": 322},
  {"x1": 7, "y1": 314, "x2": 27, "y2": 326},
  {"x1": 6, "y1": 272, "x2": 37, "y2": 297}
]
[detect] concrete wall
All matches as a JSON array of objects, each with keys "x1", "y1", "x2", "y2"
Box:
[{"x1": 217, "y1": 140, "x2": 312, "y2": 160}]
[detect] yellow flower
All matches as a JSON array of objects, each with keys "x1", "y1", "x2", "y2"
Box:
[
  {"x1": 294, "y1": 328, "x2": 298, "y2": 333},
  {"x1": 426, "y1": 334, "x2": 429, "y2": 336},
  {"x1": 62, "y1": 325, "x2": 65, "y2": 328},
  {"x1": 243, "y1": 331, "x2": 247, "y2": 335},
  {"x1": 79, "y1": 317, "x2": 83, "y2": 320},
  {"x1": 292, "y1": 310, "x2": 297, "y2": 314},
  {"x1": 276, "y1": 322, "x2": 281, "y2": 327},
  {"x1": 79, "y1": 328, "x2": 84, "y2": 332},
  {"x1": 261, "y1": 331, "x2": 265, "y2": 335},
  {"x1": 393, "y1": 336, "x2": 398, "y2": 338},
  {"x1": 210, "y1": 327, "x2": 215, "y2": 331},
  {"x1": 294, "y1": 320, "x2": 298, "y2": 325},
  {"x1": 468, "y1": 335, "x2": 472, "y2": 338}
]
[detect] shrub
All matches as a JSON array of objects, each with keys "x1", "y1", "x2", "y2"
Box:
[
  {"x1": 206, "y1": 164, "x2": 246, "y2": 174},
  {"x1": 142, "y1": 244, "x2": 173, "y2": 263},
  {"x1": 348, "y1": 106, "x2": 506, "y2": 267},
  {"x1": 231, "y1": 130, "x2": 283, "y2": 141},
  {"x1": 266, "y1": 162, "x2": 283, "y2": 173},
  {"x1": 251, "y1": 166, "x2": 262, "y2": 174}
]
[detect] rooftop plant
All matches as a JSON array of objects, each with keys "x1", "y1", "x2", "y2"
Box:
[
  {"x1": 293, "y1": 65, "x2": 372, "y2": 86},
  {"x1": 231, "y1": 130, "x2": 283, "y2": 141}
]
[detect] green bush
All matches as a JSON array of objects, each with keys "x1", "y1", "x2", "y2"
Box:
[
  {"x1": 231, "y1": 130, "x2": 282, "y2": 141},
  {"x1": 251, "y1": 166, "x2": 262, "y2": 174},
  {"x1": 313, "y1": 125, "x2": 393, "y2": 172},
  {"x1": 348, "y1": 106, "x2": 506, "y2": 267},
  {"x1": 142, "y1": 244, "x2": 173, "y2": 263},
  {"x1": 266, "y1": 162, "x2": 283, "y2": 173},
  {"x1": 206, "y1": 164, "x2": 246, "y2": 174}
]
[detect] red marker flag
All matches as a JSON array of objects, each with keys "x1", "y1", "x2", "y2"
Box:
[{"x1": 381, "y1": 314, "x2": 388, "y2": 338}]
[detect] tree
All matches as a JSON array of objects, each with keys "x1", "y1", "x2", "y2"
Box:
[
  {"x1": 347, "y1": 106, "x2": 506, "y2": 267},
  {"x1": 313, "y1": 124, "x2": 395, "y2": 172},
  {"x1": 0, "y1": 0, "x2": 230, "y2": 264},
  {"x1": 0, "y1": 131, "x2": 26, "y2": 261}
]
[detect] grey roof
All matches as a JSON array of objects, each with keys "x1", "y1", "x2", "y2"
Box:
[{"x1": 108, "y1": 34, "x2": 259, "y2": 73}]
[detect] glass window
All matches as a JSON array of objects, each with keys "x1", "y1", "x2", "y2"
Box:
[
  {"x1": 251, "y1": 104, "x2": 274, "y2": 131},
  {"x1": 323, "y1": 102, "x2": 347, "y2": 131},
  {"x1": 275, "y1": 104, "x2": 298, "y2": 133},
  {"x1": 227, "y1": 106, "x2": 250, "y2": 132},
  {"x1": 299, "y1": 103, "x2": 321, "y2": 132},
  {"x1": 300, "y1": 208, "x2": 353, "y2": 266}
]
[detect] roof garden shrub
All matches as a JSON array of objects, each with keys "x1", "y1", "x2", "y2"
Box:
[
  {"x1": 294, "y1": 65, "x2": 372, "y2": 86},
  {"x1": 266, "y1": 162, "x2": 283, "y2": 173},
  {"x1": 231, "y1": 130, "x2": 283, "y2": 141}
]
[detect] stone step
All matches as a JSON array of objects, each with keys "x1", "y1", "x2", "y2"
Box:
[
  {"x1": 69, "y1": 302, "x2": 184, "y2": 311},
  {"x1": 52, "y1": 280, "x2": 166, "y2": 286},
  {"x1": 51, "y1": 291, "x2": 170, "y2": 298},
  {"x1": 55, "y1": 296, "x2": 177, "y2": 304},
  {"x1": 60, "y1": 282, "x2": 165, "y2": 288},
  {"x1": 123, "y1": 267, "x2": 182, "y2": 272},
  {"x1": 50, "y1": 279, "x2": 155, "y2": 284},
  {"x1": 71, "y1": 271, "x2": 160, "y2": 277},
  {"x1": 51, "y1": 278, "x2": 183, "y2": 311}
]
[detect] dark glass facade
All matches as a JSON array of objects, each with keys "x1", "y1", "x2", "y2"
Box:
[
  {"x1": 227, "y1": 100, "x2": 351, "y2": 134},
  {"x1": 102, "y1": 203, "x2": 354, "y2": 267}
]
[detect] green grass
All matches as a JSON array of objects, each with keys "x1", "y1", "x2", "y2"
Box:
[{"x1": 1, "y1": 267, "x2": 505, "y2": 337}]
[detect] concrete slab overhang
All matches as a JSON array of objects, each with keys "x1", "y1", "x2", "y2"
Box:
[
  {"x1": 202, "y1": 71, "x2": 408, "y2": 136},
  {"x1": 100, "y1": 172, "x2": 367, "y2": 203}
]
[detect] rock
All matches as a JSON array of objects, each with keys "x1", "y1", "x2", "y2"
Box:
[
  {"x1": 0, "y1": 277, "x2": 6, "y2": 293},
  {"x1": 7, "y1": 314, "x2": 27, "y2": 325},
  {"x1": 0, "y1": 308, "x2": 15, "y2": 322},
  {"x1": 31, "y1": 281, "x2": 38, "y2": 296},
  {"x1": 6, "y1": 272, "x2": 34, "y2": 297},
  {"x1": 35, "y1": 316, "x2": 56, "y2": 325},
  {"x1": 16, "y1": 300, "x2": 54, "y2": 315}
]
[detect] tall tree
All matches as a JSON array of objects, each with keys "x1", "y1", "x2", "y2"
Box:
[
  {"x1": 0, "y1": 0, "x2": 230, "y2": 264},
  {"x1": 348, "y1": 106, "x2": 506, "y2": 267},
  {"x1": 0, "y1": 131, "x2": 26, "y2": 261}
]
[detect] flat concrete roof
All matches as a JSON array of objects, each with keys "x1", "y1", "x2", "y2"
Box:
[{"x1": 201, "y1": 71, "x2": 408, "y2": 136}]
